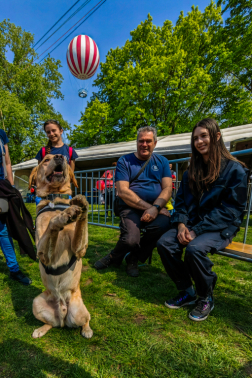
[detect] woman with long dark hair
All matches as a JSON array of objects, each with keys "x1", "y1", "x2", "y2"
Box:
[{"x1": 157, "y1": 118, "x2": 248, "y2": 321}]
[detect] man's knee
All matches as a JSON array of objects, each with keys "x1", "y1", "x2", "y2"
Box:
[{"x1": 121, "y1": 233, "x2": 139, "y2": 250}]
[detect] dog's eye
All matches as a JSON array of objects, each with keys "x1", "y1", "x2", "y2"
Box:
[{"x1": 44, "y1": 159, "x2": 50, "y2": 162}]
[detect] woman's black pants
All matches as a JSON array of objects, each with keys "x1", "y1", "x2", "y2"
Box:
[{"x1": 157, "y1": 228, "x2": 232, "y2": 297}]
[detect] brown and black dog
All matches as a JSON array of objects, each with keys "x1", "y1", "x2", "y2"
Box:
[{"x1": 29, "y1": 154, "x2": 93, "y2": 339}]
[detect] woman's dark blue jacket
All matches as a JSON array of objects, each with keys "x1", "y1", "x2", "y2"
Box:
[{"x1": 172, "y1": 159, "x2": 249, "y2": 238}]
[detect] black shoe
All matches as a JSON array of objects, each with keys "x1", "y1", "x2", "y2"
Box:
[
  {"x1": 126, "y1": 262, "x2": 139, "y2": 277},
  {"x1": 189, "y1": 296, "x2": 214, "y2": 322},
  {"x1": 125, "y1": 253, "x2": 139, "y2": 277},
  {"x1": 10, "y1": 270, "x2": 32, "y2": 286},
  {"x1": 94, "y1": 253, "x2": 121, "y2": 270},
  {"x1": 165, "y1": 290, "x2": 197, "y2": 309}
]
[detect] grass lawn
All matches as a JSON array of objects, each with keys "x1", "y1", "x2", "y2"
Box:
[{"x1": 0, "y1": 203, "x2": 251, "y2": 377}]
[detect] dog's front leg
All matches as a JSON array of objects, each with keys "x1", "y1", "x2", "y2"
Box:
[
  {"x1": 37, "y1": 206, "x2": 82, "y2": 264},
  {"x1": 70, "y1": 195, "x2": 89, "y2": 258}
]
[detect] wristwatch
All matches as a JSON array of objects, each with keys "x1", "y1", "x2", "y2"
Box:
[{"x1": 153, "y1": 204, "x2": 161, "y2": 212}]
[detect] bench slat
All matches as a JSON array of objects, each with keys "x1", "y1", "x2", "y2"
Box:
[{"x1": 223, "y1": 241, "x2": 252, "y2": 259}]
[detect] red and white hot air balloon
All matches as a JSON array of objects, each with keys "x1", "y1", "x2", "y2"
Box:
[{"x1": 66, "y1": 35, "x2": 100, "y2": 80}]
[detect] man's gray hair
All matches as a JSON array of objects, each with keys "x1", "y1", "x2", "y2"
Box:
[{"x1": 137, "y1": 126, "x2": 157, "y2": 142}]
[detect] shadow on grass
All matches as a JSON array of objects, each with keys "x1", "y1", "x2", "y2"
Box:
[
  {"x1": 0, "y1": 256, "x2": 42, "y2": 327},
  {"x1": 0, "y1": 338, "x2": 93, "y2": 378}
]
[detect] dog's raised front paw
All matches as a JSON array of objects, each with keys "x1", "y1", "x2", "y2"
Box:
[
  {"x1": 70, "y1": 195, "x2": 89, "y2": 219},
  {"x1": 70, "y1": 195, "x2": 89, "y2": 210},
  {"x1": 50, "y1": 205, "x2": 82, "y2": 230},
  {"x1": 65, "y1": 205, "x2": 83, "y2": 224}
]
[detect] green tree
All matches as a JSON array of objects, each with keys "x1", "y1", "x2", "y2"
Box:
[
  {"x1": 70, "y1": 1, "x2": 252, "y2": 147},
  {"x1": 0, "y1": 20, "x2": 69, "y2": 164},
  {"x1": 215, "y1": 0, "x2": 252, "y2": 126}
]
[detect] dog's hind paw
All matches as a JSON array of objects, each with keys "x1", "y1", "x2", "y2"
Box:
[
  {"x1": 32, "y1": 324, "x2": 52, "y2": 338},
  {"x1": 81, "y1": 327, "x2": 93, "y2": 339}
]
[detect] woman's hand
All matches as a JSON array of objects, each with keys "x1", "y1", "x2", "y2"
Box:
[
  {"x1": 177, "y1": 223, "x2": 192, "y2": 245},
  {"x1": 189, "y1": 230, "x2": 196, "y2": 240}
]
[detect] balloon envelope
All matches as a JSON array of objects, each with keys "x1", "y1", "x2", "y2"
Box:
[{"x1": 67, "y1": 35, "x2": 100, "y2": 80}]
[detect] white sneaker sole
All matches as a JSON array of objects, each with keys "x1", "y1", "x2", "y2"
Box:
[
  {"x1": 188, "y1": 304, "x2": 214, "y2": 321},
  {"x1": 165, "y1": 300, "x2": 197, "y2": 310}
]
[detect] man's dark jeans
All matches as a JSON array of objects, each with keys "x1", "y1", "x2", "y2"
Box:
[{"x1": 111, "y1": 207, "x2": 171, "y2": 264}]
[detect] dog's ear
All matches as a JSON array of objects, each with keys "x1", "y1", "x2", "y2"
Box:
[
  {"x1": 69, "y1": 166, "x2": 78, "y2": 188},
  {"x1": 29, "y1": 166, "x2": 38, "y2": 189}
]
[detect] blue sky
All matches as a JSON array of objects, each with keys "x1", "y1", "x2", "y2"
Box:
[{"x1": 2, "y1": 0, "x2": 213, "y2": 129}]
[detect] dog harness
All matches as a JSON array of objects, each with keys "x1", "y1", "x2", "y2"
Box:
[
  {"x1": 36, "y1": 194, "x2": 77, "y2": 276},
  {"x1": 35, "y1": 194, "x2": 72, "y2": 207}
]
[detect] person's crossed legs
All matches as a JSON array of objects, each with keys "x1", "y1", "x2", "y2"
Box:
[{"x1": 157, "y1": 227, "x2": 231, "y2": 321}]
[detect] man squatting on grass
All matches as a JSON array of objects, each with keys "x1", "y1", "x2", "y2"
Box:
[
  {"x1": 157, "y1": 118, "x2": 248, "y2": 322},
  {"x1": 94, "y1": 126, "x2": 172, "y2": 277}
]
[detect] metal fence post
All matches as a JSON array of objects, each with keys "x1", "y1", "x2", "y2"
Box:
[{"x1": 243, "y1": 182, "x2": 252, "y2": 244}]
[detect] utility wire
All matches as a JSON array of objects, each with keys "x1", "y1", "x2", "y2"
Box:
[
  {"x1": 33, "y1": 0, "x2": 81, "y2": 48},
  {"x1": 37, "y1": 0, "x2": 106, "y2": 63},
  {"x1": 41, "y1": 0, "x2": 106, "y2": 62},
  {"x1": 5, "y1": 0, "x2": 107, "y2": 85},
  {"x1": 35, "y1": 0, "x2": 92, "y2": 51}
]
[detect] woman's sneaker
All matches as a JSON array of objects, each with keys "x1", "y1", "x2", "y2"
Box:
[
  {"x1": 10, "y1": 270, "x2": 32, "y2": 286},
  {"x1": 165, "y1": 290, "x2": 197, "y2": 309},
  {"x1": 189, "y1": 296, "x2": 214, "y2": 321}
]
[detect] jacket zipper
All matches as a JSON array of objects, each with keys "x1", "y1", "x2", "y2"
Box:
[{"x1": 198, "y1": 192, "x2": 204, "y2": 220}]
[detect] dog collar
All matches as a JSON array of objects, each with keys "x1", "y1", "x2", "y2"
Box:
[{"x1": 40, "y1": 255, "x2": 77, "y2": 276}]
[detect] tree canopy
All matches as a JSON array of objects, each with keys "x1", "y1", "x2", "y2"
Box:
[
  {"x1": 0, "y1": 20, "x2": 69, "y2": 164},
  {"x1": 70, "y1": 0, "x2": 252, "y2": 148}
]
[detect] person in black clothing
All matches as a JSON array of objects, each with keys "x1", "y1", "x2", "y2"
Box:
[
  {"x1": 0, "y1": 129, "x2": 33, "y2": 285},
  {"x1": 157, "y1": 118, "x2": 248, "y2": 321}
]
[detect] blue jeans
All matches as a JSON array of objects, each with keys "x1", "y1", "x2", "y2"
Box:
[{"x1": 0, "y1": 220, "x2": 19, "y2": 272}]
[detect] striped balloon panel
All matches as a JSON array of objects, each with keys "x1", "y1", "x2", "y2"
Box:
[{"x1": 66, "y1": 35, "x2": 100, "y2": 80}]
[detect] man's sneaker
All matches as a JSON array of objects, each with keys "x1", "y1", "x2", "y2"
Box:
[
  {"x1": 165, "y1": 290, "x2": 197, "y2": 309},
  {"x1": 10, "y1": 270, "x2": 32, "y2": 286},
  {"x1": 94, "y1": 253, "x2": 121, "y2": 270},
  {"x1": 189, "y1": 296, "x2": 214, "y2": 321}
]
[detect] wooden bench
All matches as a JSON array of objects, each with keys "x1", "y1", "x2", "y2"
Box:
[
  {"x1": 146, "y1": 242, "x2": 252, "y2": 266},
  {"x1": 215, "y1": 241, "x2": 252, "y2": 263}
]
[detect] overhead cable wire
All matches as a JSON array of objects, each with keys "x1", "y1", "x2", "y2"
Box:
[
  {"x1": 40, "y1": 0, "x2": 107, "y2": 62},
  {"x1": 37, "y1": 0, "x2": 106, "y2": 63},
  {"x1": 35, "y1": 0, "x2": 92, "y2": 51},
  {"x1": 33, "y1": 0, "x2": 81, "y2": 48},
  {"x1": 5, "y1": 0, "x2": 107, "y2": 85}
]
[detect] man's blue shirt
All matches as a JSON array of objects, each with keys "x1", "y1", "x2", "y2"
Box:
[{"x1": 115, "y1": 153, "x2": 171, "y2": 206}]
